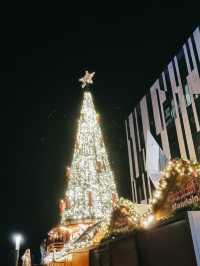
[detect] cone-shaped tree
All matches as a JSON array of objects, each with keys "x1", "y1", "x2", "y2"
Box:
[{"x1": 61, "y1": 72, "x2": 118, "y2": 222}]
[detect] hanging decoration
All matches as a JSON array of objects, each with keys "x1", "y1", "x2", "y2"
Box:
[
  {"x1": 96, "y1": 113, "x2": 100, "y2": 123},
  {"x1": 65, "y1": 196, "x2": 71, "y2": 209},
  {"x1": 59, "y1": 199, "x2": 66, "y2": 214},
  {"x1": 88, "y1": 191, "x2": 93, "y2": 207},
  {"x1": 65, "y1": 166, "x2": 71, "y2": 178},
  {"x1": 112, "y1": 192, "x2": 118, "y2": 205}
]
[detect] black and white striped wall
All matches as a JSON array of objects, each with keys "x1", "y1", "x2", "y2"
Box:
[{"x1": 125, "y1": 26, "x2": 200, "y2": 203}]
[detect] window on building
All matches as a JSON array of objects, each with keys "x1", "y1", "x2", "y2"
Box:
[
  {"x1": 185, "y1": 84, "x2": 192, "y2": 106},
  {"x1": 164, "y1": 99, "x2": 176, "y2": 126}
]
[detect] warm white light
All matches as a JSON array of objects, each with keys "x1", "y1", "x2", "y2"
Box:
[
  {"x1": 142, "y1": 214, "x2": 155, "y2": 229},
  {"x1": 154, "y1": 190, "x2": 162, "y2": 199},
  {"x1": 148, "y1": 214, "x2": 155, "y2": 223},
  {"x1": 12, "y1": 233, "x2": 23, "y2": 250},
  {"x1": 143, "y1": 220, "x2": 148, "y2": 228}
]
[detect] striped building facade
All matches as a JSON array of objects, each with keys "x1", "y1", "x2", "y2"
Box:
[{"x1": 125, "y1": 26, "x2": 200, "y2": 203}]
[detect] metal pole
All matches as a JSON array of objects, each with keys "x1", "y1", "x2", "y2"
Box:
[
  {"x1": 12, "y1": 234, "x2": 22, "y2": 266},
  {"x1": 15, "y1": 249, "x2": 19, "y2": 266}
]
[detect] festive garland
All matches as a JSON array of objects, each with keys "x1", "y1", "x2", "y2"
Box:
[
  {"x1": 95, "y1": 197, "x2": 141, "y2": 242},
  {"x1": 141, "y1": 158, "x2": 200, "y2": 227}
]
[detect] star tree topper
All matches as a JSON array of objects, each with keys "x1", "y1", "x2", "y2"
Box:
[{"x1": 79, "y1": 70, "x2": 95, "y2": 88}]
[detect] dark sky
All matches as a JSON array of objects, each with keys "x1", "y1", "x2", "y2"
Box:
[{"x1": 0, "y1": 3, "x2": 199, "y2": 265}]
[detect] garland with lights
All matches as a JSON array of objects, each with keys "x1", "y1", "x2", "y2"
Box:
[
  {"x1": 108, "y1": 197, "x2": 140, "y2": 234},
  {"x1": 141, "y1": 158, "x2": 200, "y2": 228},
  {"x1": 91, "y1": 198, "x2": 141, "y2": 243}
]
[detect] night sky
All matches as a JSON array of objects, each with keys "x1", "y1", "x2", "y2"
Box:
[{"x1": 0, "y1": 3, "x2": 199, "y2": 265}]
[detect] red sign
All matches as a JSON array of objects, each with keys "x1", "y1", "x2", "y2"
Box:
[{"x1": 168, "y1": 178, "x2": 200, "y2": 210}]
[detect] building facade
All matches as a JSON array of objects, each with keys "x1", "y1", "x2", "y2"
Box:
[{"x1": 125, "y1": 26, "x2": 200, "y2": 203}]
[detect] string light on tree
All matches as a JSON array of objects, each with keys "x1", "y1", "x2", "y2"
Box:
[{"x1": 61, "y1": 71, "x2": 118, "y2": 223}]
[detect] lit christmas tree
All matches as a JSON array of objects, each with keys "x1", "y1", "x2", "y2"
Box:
[{"x1": 61, "y1": 71, "x2": 118, "y2": 223}]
